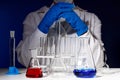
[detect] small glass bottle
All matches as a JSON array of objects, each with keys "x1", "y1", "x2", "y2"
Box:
[{"x1": 73, "y1": 37, "x2": 96, "y2": 78}]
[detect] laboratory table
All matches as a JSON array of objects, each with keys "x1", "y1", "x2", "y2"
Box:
[{"x1": 0, "y1": 68, "x2": 120, "y2": 80}]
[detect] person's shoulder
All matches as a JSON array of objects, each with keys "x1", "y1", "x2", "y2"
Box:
[
  {"x1": 75, "y1": 6, "x2": 96, "y2": 16},
  {"x1": 27, "y1": 6, "x2": 49, "y2": 17},
  {"x1": 35, "y1": 6, "x2": 49, "y2": 14},
  {"x1": 75, "y1": 6, "x2": 101, "y2": 22},
  {"x1": 23, "y1": 6, "x2": 49, "y2": 23}
]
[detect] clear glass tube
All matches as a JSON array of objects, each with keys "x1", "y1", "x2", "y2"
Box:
[
  {"x1": 9, "y1": 31, "x2": 15, "y2": 67},
  {"x1": 7, "y1": 31, "x2": 19, "y2": 75}
]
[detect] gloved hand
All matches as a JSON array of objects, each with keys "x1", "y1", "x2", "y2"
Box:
[
  {"x1": 58, "y1": 11, "x2": 88, "y2": 36},
  {"x1": 38, "y1": 2, "x2": 75, "y2": 34}
]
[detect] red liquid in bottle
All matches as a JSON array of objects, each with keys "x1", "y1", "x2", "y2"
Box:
[{"x1": 26, "y1": 68, "x2": 43, "y2": 78}]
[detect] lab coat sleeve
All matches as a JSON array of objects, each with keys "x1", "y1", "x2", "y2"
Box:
[
  {"x1": 79, "y1": 12, "x2": 105, "y2": 68},
  {"x1": 92, "y1": 14, "x2": 104, "y2": 49},
  {"x1": 19, "y1": 29, "x2": 46, "y2": 67},
  {"x1": 92, "y1": 14, "x2": 105, "y2": 68},
  {"x1": 80, "y1": 30, "x2": 104, "y2": 68},
  {"x1": 23, "y1": 12, "x2": 40, "y2": 40},
  {"x1": 16, "y1": 11, "x2": 47, "y2": 67}
]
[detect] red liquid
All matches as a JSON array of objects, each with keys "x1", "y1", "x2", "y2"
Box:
[{"x1": 26, "y1": 68, "x2": 43, "y2": 78}]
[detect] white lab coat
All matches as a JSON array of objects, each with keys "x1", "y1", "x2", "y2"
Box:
[{"x1": 16, "y1": 6, "x2": 105, "y2": 69}]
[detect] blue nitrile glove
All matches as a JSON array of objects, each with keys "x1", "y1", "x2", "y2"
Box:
[
  {"x1": 38, "y1": 2, "x2": 75, "y2": 34},
  {"x1": 58, "y1": 11, "x2": 88, "y2": 36}
]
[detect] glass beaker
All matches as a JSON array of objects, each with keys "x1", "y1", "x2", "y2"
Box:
[{"x1": 73, "y1": 37, "x2": 96, "y2": 78}]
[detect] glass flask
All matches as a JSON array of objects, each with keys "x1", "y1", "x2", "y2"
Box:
[
  {"x1": 73, "y1": 37, "x2": 96, "y2": 78},
  {"x1": 47, "y1": 19, "x2": 77, "y2": 73},
  {"x1": 26, "y1": 57, "x2": 43, "y2": 78},
  {"x1": 26, "y1": 49, "x2": 43, "y2": 78},
  {"x1": 47, "y1": 19, "x2": 69, "y2": 73}
]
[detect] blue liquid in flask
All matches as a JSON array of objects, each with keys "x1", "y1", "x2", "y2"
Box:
[{"x1": 73, "y1": 68, "x2": 96, "y2": 78}]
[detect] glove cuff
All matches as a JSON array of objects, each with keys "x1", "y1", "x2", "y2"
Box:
[
  {"x1": 38, "y1": 23, "x2": 49, "y2": 34},
  {"x1": 76, "y1": 26, "x2": 88, "y2": 36}
]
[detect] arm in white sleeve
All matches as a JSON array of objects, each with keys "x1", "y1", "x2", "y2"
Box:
[
  {"x1": 80, "y1": 12, "x2": 105, "y2": 68},
  {"x1": 91, "y1": 14, "x2": 105, "y2": 67},
  {"x1": 92, "y1": 14, "x2": 104, "y2": 47},
  {"x1": 16, "y1": 10, "x2": 47, "y2": 67},
  {"x1": 23, "y1": 12, "x2": 40, "y2": 40}
]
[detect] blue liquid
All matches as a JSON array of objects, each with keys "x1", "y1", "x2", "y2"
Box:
[{"x1": 73, "y1": 68, "x2": 96, "y2": 78}]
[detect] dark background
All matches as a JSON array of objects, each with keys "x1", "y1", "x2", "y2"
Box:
[{"x1": 0, "y1": 0, "x2": 120, "y2": 68}]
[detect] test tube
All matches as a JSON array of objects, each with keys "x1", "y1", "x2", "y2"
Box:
[{"x1": 9, "y1": 31, "x2": 15, "y2": 67}]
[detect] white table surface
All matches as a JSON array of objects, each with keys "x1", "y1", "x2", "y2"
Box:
[{"x1": 0, "y1": 68, "x2": 120, "y2": 80}]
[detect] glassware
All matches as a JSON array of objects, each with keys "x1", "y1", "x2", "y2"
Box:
[
  {"x1": 7, "y1": 31, "x2": 19, "y2": 75},
  {"x1": 26, "y1": 57, "x2": 43, "y2": 78},
  {"x1": 26, "y1": 49, "x2": 43, "y2": 78},
  {"x1": 48, "y1": 20, "x2": 69, "y2": 73},
  {"x1": 36, "y1": 37, "x2": 55, "y2": 77},
  {"x1": 27, "y1": 18, "x2": 96, "y2": 78},
  {"x1": 73, "y1": 37, "x2": 96, "y2": 78},
  {"x1": 47, "y1": 19, "x2": 78, "y2": 73}
]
